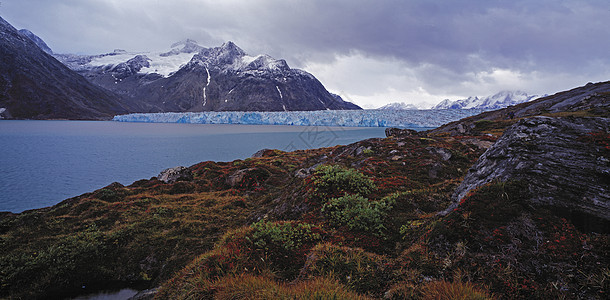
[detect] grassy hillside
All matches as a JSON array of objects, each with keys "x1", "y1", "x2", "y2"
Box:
[{"x1": 1, "y1": 83, "x2": 608, "y2": 299}]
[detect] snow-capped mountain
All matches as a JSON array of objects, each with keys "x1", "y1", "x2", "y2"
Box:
[
  {"x1": 54, "y1": 40, "x2": 360, "y2": 112},
  {"x1": 433, "y1": 91, "x2": 542, "y2": 110},
  {"x1": 378, "y1": 102, "x2": 419, "y2": 110}
]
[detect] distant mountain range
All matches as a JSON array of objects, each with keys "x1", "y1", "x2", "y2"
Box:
[
  {"x1": 432, "y1": 91, "x2": 543, "y2": 110},
  {"x1": 0, "y1": 18, "x2": 360, "y2": 120},
  {"x1": 376, "y1": 91, "x2": 542, "y2": 111},
  {"x1": 53, "y1": 39, "x2": 360, "y2": 112},
  {"x1": 377, "y1": 102, "x2": 419, "y2": 110},
  {"x1": 0, "y1": 17, "x2": 566, "y2": 119}
]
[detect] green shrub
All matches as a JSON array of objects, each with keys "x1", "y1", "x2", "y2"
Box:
[
  {"x1": 322, "y1": 194, "x2": 394, "y2": 236},
  {"x1": 250, "y1": 220, "x2": 322, "y2": 252},
  {"x1": 312, "y1": 165, "x2": 376, "y2": 198}
]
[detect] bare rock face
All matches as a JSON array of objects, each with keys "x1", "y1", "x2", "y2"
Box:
[
  {"x1": 157, "y1": 166, "x2": 193, "y2": 183},
  {"x1": 449, "y1": 116, "x2": 610, "y2": 232}
]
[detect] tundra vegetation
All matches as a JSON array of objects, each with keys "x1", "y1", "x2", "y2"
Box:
[{"x1": 0, "y1": 96, "x2": 608, "y2": 299}]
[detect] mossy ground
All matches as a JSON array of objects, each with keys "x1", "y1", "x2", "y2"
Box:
[{"x1": 1, "y1": 122, "x2": 608, "y2": 299}]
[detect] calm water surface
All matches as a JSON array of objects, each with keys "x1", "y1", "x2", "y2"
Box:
[{"x1": 0, "y1": 120, "x2": 389, "y2": 213}]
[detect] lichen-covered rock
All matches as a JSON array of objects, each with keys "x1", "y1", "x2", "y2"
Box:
[
  {"x1": 251, "y1": 149, "x2": 276, "y2": 158},
  {"x1": 157, "y1": 166, "x2": 193, "y2": 183},
  {"x1": 385, "y1": 127, "x2": 418, "y2": 137},
  {"x1": 448, "y1": 116, "x2": 610, "y2": 232}
]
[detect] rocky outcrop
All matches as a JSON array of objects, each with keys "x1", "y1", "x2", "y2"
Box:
[
  {"x1": 157, "y1": 166, "x2": 193, "y2": 183},
  {"x1": 251, "y1": 149, "x2": 274, "y2": 158},
  {"x1": 448, "y1": 116, "x2": 610, "y2": 232},
  {"x1": 385, "y1": 128, "x2": 418, "y2": 138},
  {"x1": 110, "y1": 55, "x2": 151, "y2": 80}
]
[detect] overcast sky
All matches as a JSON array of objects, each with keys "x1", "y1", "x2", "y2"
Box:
[{"x1": 2, "y1": 0, "x2": 609, "y2": 108}]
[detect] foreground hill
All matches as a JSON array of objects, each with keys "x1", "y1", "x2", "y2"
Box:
[
  {"x1": 0, "y1": 82, "x2": 608, "y2": 299},
  {"x1": 0, "y1": 17, "x2": 130, "y2": 120}
]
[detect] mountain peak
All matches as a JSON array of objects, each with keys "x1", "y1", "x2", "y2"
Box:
[
  {"x1": 18, "y1": 29, "x2": 53, "y2": 54},
  {"x1": 161, "y1": 39, "x2": 206, "y2": 57},
  {"x1": 219, "y1": 41, "x2": 246, "y2": 57},
  {"x1": 170, "y1": 39, "x2": 199, "y2": 48},
  {"x1": 378, "y1": 102, "x2": 419, "y2": 110}
]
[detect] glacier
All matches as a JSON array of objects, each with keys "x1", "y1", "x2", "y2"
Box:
[{"x1": 113, "y1": 109, "x2": 487, "y2": 128}]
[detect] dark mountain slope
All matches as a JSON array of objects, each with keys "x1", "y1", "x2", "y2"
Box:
[
  {"x1": 0, "y1": 17, "x2": 130, "y2": 120},
  {"x1": 17, "y1": 29, "x2": 53, "y2": 54}
]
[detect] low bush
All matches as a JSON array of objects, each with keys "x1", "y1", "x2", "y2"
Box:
[
  {"x1": 322, "y1": 194, "x2": 395, "y2": 236},
  {"x1": 250, "y1": 220, "x2": 323, "y2": 252},
  {"x1": 311, "y1": 165, "x2": 376, "y2": 199}
]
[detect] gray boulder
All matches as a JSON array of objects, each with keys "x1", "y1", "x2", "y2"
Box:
[
  {"x1": 157, "y1": 166, "x2": 193, "y2": 183},
  {"x1": 385, "y1": 127, "x2": 418, "y2": 138}
]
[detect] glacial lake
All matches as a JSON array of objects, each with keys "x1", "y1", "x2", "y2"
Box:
[{"x1": 0, "y1": 120, "x2": 397, "y2": 213}]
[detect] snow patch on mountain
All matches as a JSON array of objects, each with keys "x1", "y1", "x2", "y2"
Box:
[
  {"x1": 378, "y1": 102, "x2": 419, "y2": 110},
  {"x1": 55, "y1": 40, "x2": 206, "y2": 77},
  {"x1": 433, "y1": 91, "x2": 542, "y2": 110},
  {"x1": 138, "y1": 52, "x2": 198, "y2": 77}
]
